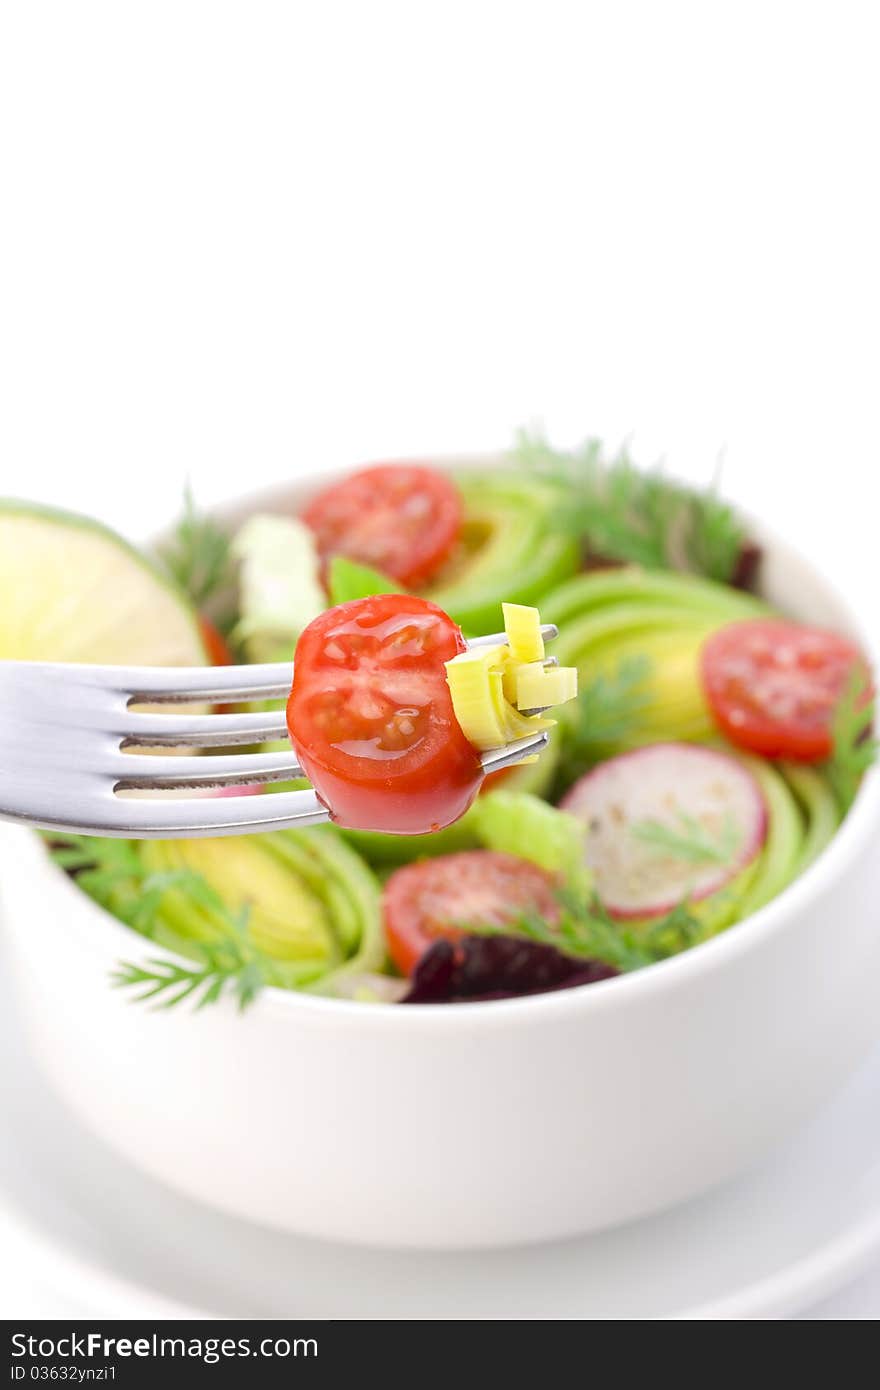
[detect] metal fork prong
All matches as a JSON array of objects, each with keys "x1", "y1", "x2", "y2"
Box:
[
  {"x1": 463, "y1": 623, "x2": 558, "y2": 651},
  {"x1": 114, "y1": 749, "x2": 304, "y2": 790},
  {"x1": 117, "y1": 624, "x2": 561, "y2": 704},
  {"x1": 117, "y1": 729, "x2": 548, "y2": 792},
  {"x1": 117, "y1": 729, "x2": 547, "y2": 794},
  {"x1": 479, "y1": 729, "x2": 550, "y2": 773},
  {"x1": 111, "y1": 738, "x2": 548, "y2": 837},
  {"x1": 119, "y1": 709, "x2": 289, "y2": 747},
  {"x1": 126, "y1": 662, "x2": 295, "y2": 705},
  {"x1": 102, "y1": 786, "x2": 331, "y2": 838}
]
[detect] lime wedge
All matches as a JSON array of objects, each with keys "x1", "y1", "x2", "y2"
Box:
[{"x1": 0, "y1": 500, "x2": 207, "y2": 666}]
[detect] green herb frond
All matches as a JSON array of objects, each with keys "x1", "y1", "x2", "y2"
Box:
[
  {"x1": 631, "y1": 810, "x2": 740, "y2": 866},
  {"x1": 555, "y1": 655, "x2": 654, "y2": 790},
  {"x1": 512, "y1": 428, "x2": 747, "y2": 583},
  {"x1": 111, "y1": 924, "x2": 266, "y2": 1013},
  {"x1": 48, "y1": 833, "x2": 270, "y2": 1012},
  {"x1": 824, "y1": 670, "x2": 877, "y2": 814},
  {"x1": 158, "y1": 484, "x2": 234, "y2": 610},
  {"x1": 470, "y1": 887, "x2": 706, "y2": 975}
]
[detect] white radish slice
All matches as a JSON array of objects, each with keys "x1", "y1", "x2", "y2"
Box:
[
  {"x1": 118, "y1": 783, "x2": 264, "y2": 801},
  {"x1": 561, "y1": 742, "x2": 767, "y2": 918}
]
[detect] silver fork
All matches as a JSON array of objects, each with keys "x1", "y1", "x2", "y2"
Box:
[{"x1": 0, "y1": 626, "x2": 558, "y2": 838}]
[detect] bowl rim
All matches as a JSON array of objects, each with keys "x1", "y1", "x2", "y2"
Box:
[{"x1": 19, "y1": 452, "x2": 880, "y2": 1030}]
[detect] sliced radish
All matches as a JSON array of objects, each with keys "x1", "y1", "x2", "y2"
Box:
[
  {"x1": 561, "y1": 743, "x2": 767, "y2": 918},
  {"x1": 118, "y1": 783, "x2": 264, "y2": 802}
]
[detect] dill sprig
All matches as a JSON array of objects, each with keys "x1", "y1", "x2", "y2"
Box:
[
  {"x1": 158, "y1": 484, "x2": 234, "y2": 611},
  {"x1": 473, "y1": 888, "x2": 706, "y2": 974},
  {"x1": 554, "y1": 655, "x2": 654, "y2": 791},
  {"x1": 48, "y1": 833, "x2": 271, "y2": 1011},
  {"x1": 824, "y1": 671, "x2": 877, "y2": 814},
  {"x1": 631, "y1": 810, "x2": 740, "y2": 866},
  {"x1": 111, "y1": 918, "x2": 266, "y2": 1012},
  {"x1": 512, "y1": 428, "x2": 748, "y2": 584}
]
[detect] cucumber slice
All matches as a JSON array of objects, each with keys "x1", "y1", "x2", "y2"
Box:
[
  {"x1": 541, "y1": 569, "x2": 771, "y2": 758},
  {"x1": 140, "y1": 835, "x2": 338, "y2": 972},
  {"x1": 777, "y1": 762, "x2": 841, "y2": 876},
  {"x1": 731, "y1": 755, "x2": 805, "y2": 916},
  {"x1": 0, "y1": 499, "x2": 207, "y2": 665},
  {"x1": 423, "y1": 473, "x2": 579, "y2": 633},
  {"x1": 135, "y1": 825, "x2": 386, "y2": 993},
  {"x1": 550, "y1": 601, "x2": 718, "y2": 669},
  {"x1": 541, "y1": 567, "x2": 771, "y2": 629}
]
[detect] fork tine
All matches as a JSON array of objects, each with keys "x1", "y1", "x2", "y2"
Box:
[
  {"x1": 119, "y1": 709, "x2": 289, "y2": 747},
  {"x1": 125, "y1": 662, "x2": 295, "y2": 704},
  {"x1": 479, "y1": 729, "x2": 550, "y2": 771},
  {"x1": 110, "y1": 735, "x2": 550, "y2": 836},
  {"x1": 114, "y1": 749, "x2": 304, "y2": 789},
  {"x1": 118, "y1": 729, "x2": 548, "y2": 787},
  {"x1": 465, "y1": 623, "x2": 558, "y2": 651},
  {"x1": 107, "y1": 785, "x2": 330, "y2": 838},
  {"x1": 115, "y1": 625, "x2": 560, "y2": 703}
]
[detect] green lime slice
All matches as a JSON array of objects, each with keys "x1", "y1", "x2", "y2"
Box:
[{"x1": 0, "y1": 500, "x2": 207, "y2": 665}]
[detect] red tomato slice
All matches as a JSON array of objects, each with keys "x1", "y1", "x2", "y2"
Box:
[
  {"x1": 301, "y1": 464, "x2": 462, "y2": 588},
  {"x1": 287, "y1": 594, "x2": 482, "y2": 834},
  {"x1": 383, "y1": 850, "x2": 561, "y2": 976},
  {"x1": 700, "y1": 619, "x2": 870, "y2": 761},
  {"x1": 199, "y1": 616, "x2": 233, "y2": 666},
  {"x1": 199, "y1": 616, "x2": 235, "y2": 713}
]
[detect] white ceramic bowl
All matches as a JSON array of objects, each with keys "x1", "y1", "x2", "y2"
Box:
[{"x1": 2, "y1": 460, "x2": 879, "y2": 1250}]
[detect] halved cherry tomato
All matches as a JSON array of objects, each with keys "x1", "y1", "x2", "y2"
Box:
[
  {"x1": 199, "y1": 615, "x2": 233, "y2": 666},
  {"x1": 383, "y1": 850, "x2": 561, "y2": 976},
  {"x1": 199, "y1": 616, "x2": 235, "y2": 713},
  {"x1": 700, "y1": 619, "x2": 870, "y2": 761},
  {"x1": 301, "y1": 464, "x2": 462, "y2": 588},
  {"x1": 287, "y1": 594, "x2": 482, "y2": 834}
]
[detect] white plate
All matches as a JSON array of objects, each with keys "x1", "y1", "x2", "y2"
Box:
[{"x1": 1, "y1": 936, "x2": 880, "y2": 1320}]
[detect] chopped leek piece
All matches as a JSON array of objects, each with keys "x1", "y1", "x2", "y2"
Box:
[
  {"x1": 445, "y1": 608, "x2": 575, "y2": 753},
  {"x1": 502, "y1": 602, "x2": 545, "y2": 663},
  {"x1": 515, "y1": 662, "x2": 578, "y2": 711},
  {"x1": 444, "y1": 645, "x2": 510, "y2": 748},
  {"x1": 487, "y1": 670, "x2": 552, "y2": 748}
]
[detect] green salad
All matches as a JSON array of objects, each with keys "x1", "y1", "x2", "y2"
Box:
[{"x1": 1, "y1": 432, "x2": 873, "y2": 1008}]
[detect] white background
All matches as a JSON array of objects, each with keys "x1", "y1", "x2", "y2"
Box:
[{"x1": 0, "y1": 1, "x2": 878, "y2": 1318}]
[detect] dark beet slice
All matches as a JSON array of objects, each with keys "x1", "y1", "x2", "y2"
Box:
[
  {"x1": 730, "y1": 540, "x2": 762, "y2": 592},
  {"x1": 582, "y1": 550, "x2": 626, "y2": 573},
  {"x1": 401, "y1": 933, "x2": 617, "y2": 1004}
]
